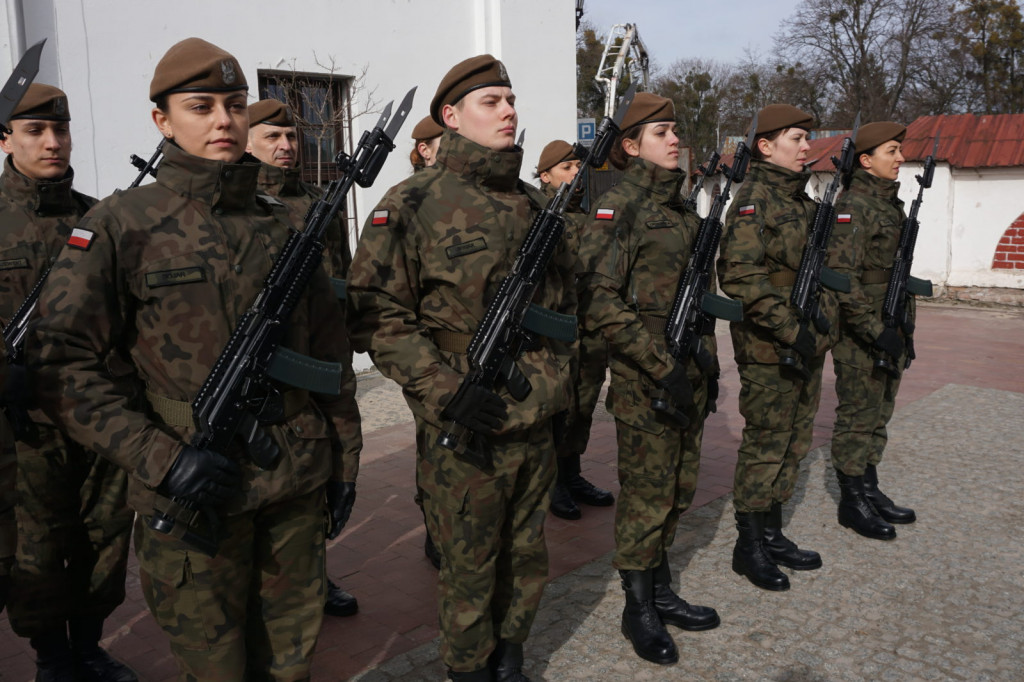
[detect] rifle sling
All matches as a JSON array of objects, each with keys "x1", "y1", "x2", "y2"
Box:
[
  {"x1": 267, "y1": 347, "x2": 343, "y2": 395},
  {"x1": 769, "y1": 269, "x2": 796, "y2": 287},
  {"x1": 146, "y1": 388, "x2": 309, "y2": 428},
  {"x1": 431, "y1": 304, "x2": 578, "y2": 354},
  {"x1": 639, "y1": 314, "x2": 667, "y2": 334}
]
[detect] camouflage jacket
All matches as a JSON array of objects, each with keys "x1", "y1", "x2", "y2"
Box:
[
  {"x1": 718, "y1": 159, "x2": 838, "y2": 364},
  {"x1": 578, "y1": 159, "x2": 716, "y2": 390},
  {"x1": 347, "y1": 129, "x2": 576, "y2": 431},
  {"x1": 0, "y1": 158, "x2": 95, "y2": 425},
  {"x1": 540, "y1": 180, "x2": 586, "y2": 267},
  {"x1": 256, "y1": 161, "x2": 361, "y2": 478},
  {"x1": 830, "y1": 167, "x2": 910, "y2": 346},
  {"x1": 27, "y1": 142, "x2": 356, "y2": 516}
]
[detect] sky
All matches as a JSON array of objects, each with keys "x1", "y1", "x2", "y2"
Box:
[{"x1": 580, "y1": 0, "x2": 804, "y2": 72}]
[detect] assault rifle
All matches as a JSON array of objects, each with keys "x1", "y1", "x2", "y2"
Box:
[
  {"x1": 436, "y1": 85, "x2": 639, "y2": 470},
  {"x1": 149, "y1": 87, "x2": 415, "y2": 555},
  {"x1": 649, "y1": 130, "x2": 752, "y2": 426},
  {"x1": 682, "y1": 147, "x2": 721, "y2": 214},
  {"x1": 874, "y1": 135, "x2": 938, "y2": 378},
  {"x1": 781, "y1": 117, "x2": 857, "y2": 377},
  {"x1": 128, "y1": 139, "x2": 165, "y2": 187}
]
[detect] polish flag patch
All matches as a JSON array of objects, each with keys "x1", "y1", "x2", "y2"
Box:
[
  {"x1": 738, "y1": 205, "x2": 755, "y2": 216},
  {"x1": 837, "y1": 213, "x2": 852, "y2": 223},
  {"x1": 67, "y1": 227, "x2": 95, "y2": 250},
  {"x1": 595, "y1": 208, "x2": 615, "y2": 220},
  {"x1": 371, "y1": 209, "x2": 389, "y2": 226}
]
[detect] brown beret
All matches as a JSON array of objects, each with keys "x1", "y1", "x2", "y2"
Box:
[
  {"x1": 248, "y1": 99, "x2": 295, "y2": 127},
  {"x1": 621, "y1": 92, "x2": 675, "y2": 131},
  {"x1": 150, "y1": 37, "x2": 247, "y2": 102},
  {"x1": 430, "y1": 54, "x2": 511, "y2": 125},
  {"x1": 752, "y1": 104, "x2": 814, "y2": 135},
  {"x1": 537, "y1": 140, "x2": 578, "y2": 174},
  {"x1": 855, "y1": 121, "x2": 906, "y2": 154},
  {"x1": 411, "y1": 115, "x2": 443, "y2": 141},
  {"x1": 9, "y1": 83, "x2": 69, "y2": 122}
]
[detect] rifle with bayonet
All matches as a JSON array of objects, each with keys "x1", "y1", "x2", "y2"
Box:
[
  {"x1": 148, "y1": 87, "x2": 416, "y2": 555},
  {"x1": 874, "y1": 135, "x2": 937, "y2": 378},
  {"x1": 436, "y1": 84, "x2": 639, "y2": 470},
  {"x1": 781, "y1": 117, "x2": 858, "y2": 378},
  {"x1": 683, "y1": 147, "x2": 721, "y2": 214},
  {"x1": 128, "y1": 139, "x2": 165, "y2": 188},
  {"x1": 649, "y1": 129, "x2": 752, "y2": 426}
]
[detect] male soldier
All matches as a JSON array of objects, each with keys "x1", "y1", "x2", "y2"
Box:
[
  {"x1": 247, "y1": 97, "x2": 362, "y2": 617},
  {"x1": 0, "y1": 84, "x2": 137, "y2": 682},
  {"x1": 29, "y1": 38, "x2": 356, "y2": 680},
  {"x1": 829, "y1": 121, "x2": 918, "y2": 540},
  {"x1": 348, "y1": 55, "x2": 576, "y2": 682},
  {"x1": 536, "y1": 140, "x2": 614, "y2": 521}
]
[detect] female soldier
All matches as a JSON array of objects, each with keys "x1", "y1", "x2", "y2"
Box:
[
  {"x1": 537, "y1": 140, "x2": 615, "y2": 522},
  {"x1": 829, "y1": 121, "x2": 917, "y2": 540},
  {"x1": 410, "y1": 115, "x2": 443, "y2": 170},
  {"x1": 29, "y1": 38, "x2": 356, "y2": 680},
  {"x1": 717, "y1": 104, "x2": 836, "y2": 592},
  {"x1": 579, "y1": 93, "x2": 720, "y2": 666}
]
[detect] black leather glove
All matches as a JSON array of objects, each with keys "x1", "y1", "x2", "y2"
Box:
[
  {"x1": 442, "y1": 384, "x2": 508, "y2": 435},
  {"x1": 705, "y1": 372, "x2": 720, "y2": 416},
  {"x1": 159, "y1": 446, "x2": 241, "y2": 509},
  {"x1": 656, "y1": 362, "x2": 693, "y2": 407},
  {"x1": 243, "y1": 422, "x2": 280, "y2": 469},
  {"x1": 790, "y1": 325, "x2": 817, "y2": 363},
  {"x1": 873, "y1": 327, "x2": 904, "y2": 362},
  {"x1": 326, "y1": 481, "x2": 356, "y2": 540}
]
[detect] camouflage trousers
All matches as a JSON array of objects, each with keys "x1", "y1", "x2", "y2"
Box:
[
  {"x1": 831, "y1": 333, "x2": 903, "y2": 475},
  {"x1": 611, "y1": 374, "x2": 708, "y2": 571},
  {"x1": 557, "y1": 328, "x2": 608, "y2": 459},
  {"x1": 0, "y1": 415, "x2": 15, "y2": 571},
  {"x1": 7, "y1": 423, "x2": 132, "y2": 636},
  {"x1": 136, "y1": 487, "x2": 325, "y2": 682},
  {"x1": 417, "y1": 418, "x2": 555, "y2": 673},
  {"x1": 733, "y1": 357, "x2": 824, "y2": 513}
]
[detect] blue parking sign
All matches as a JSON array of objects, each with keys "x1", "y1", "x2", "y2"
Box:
[{"x1": 578, "y1": 118, "x2": 596, "y2": 145}]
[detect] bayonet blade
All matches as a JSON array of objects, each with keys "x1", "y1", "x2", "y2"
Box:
[
  {"x1": 743, "y1": 112, "x2": 759, "y2": 149},
  {"x1": 850, "y1": 112, "x2": 861, "y2": 146},
  {"x1": 611, "y1": 83, "x2": 638, "y2": 128},
  {"x1": 0, "y1": 39, "x2": 45, "y2": 127},
  {"x1": 930, "y1": 132, "x2": 940, "y2": 156},
  {"x1": 372, "y1": 101, "x2": 393, "y2": 136},
  {"x1": 383, "y1": 86, "x2": 416, "y2": 141},
  {"x1": 516, "y1": 128, "x2": 525, "y2": 148}
]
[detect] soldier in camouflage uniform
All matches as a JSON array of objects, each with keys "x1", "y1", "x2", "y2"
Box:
[
  {"x1": 28, "y1": 39, "x2": 356, "y2": 681},
  {"x1": 348, "y1": 55, "x2": 576, "y2": 682},
  {"x1": 247, "y1": 98, "x2": 362, "y2": 618},
  {"x1": 717, "y1": 104, "x2": 838, "y2": 592},
  {"x1": 0, "y1": 344, "x2": 11, "y2": 615},
  {"x1": 537, "y1": 140, "x2": 615, "y2": 522},
  {"x1": 578, "y1": 93, "x2": 720, "y2": 665},
  {"x1": 0, "y1": 84, "x2": 137, "y2": 682},
  {"x1": 829, "y1": 121, "x2": 918, "y2": 540}
]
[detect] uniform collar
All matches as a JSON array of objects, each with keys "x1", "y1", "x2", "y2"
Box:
[
  {"x1": 747, "y1": 158, "x2": 811, "y2": 197},
  {"x1": 256, "y1": 161, "x2": 305, "y2": 197},
  {"x1": 155, "y1": 141, "x2": 261, "y2": 212},
  {"x1": 436, "y1": 129, "x2": 524, "y2": 192},
  {"x1": 623, "y1": 158, "x2": 686, "y2": 207},
  {"x1": 1, "y1": 155, "x2": 79, "y2": 215},
  {"x1": 848, "y1": 166, "x2": 901, "y2": 202}
]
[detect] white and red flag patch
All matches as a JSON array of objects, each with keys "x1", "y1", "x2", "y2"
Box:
[
  {"x1": 738, "y1": 204, "x2": 755, "y2": 216},
  {"x1": 67, "y1": 227, "x2": 95, "y2": 250},
  {"x1": 837, "y1": 213, "x2": 852, "y2": 223},
  {"x1": 371, "y1": 209, "x2": 389, "y2": 226},
  {"x1": 595, "y1": 208, "x2": 615, "y2": 220}
]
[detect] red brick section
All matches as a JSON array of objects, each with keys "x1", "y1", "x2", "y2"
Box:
[{"x1": 992, "y1": 212, "x2": 1024, "y2": 269}]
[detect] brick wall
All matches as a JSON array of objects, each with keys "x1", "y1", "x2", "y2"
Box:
[{"x1": 993, "y1": 213, "x2": 1024, "y2": 269}]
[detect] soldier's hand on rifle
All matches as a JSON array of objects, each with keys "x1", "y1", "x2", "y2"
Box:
[
  {"x1": 442, "y1": 384, "x2": 508, "y2": 436},
  {"x1": 657, "y1": 361, "x2": 694, "y2": 407},
  {"x1": 873, "y1": 327, "x2": 904, "y2": 363},
  {"x1": 790, "y1": 325, "x2": 817, "y2": 364},
  {"x1": 326, "y1": 480, "x2": 356, "y2": 540},
  {"x1": 160, "y1": 445, "x2": 241, "y2": 509}
]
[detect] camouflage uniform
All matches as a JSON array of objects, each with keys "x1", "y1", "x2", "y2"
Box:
[
  {"x1": 578, "y1": 158, "x2": 716, "y2": 569},
  {"x1": 0, "y1": 343, "x2": 11, "y2": 610},
  {"x1": 28, "y1": 142, "x2": 355, "y2": 680},
  {"x1": 829, "y1": 167, "x2": 913, "y2": 475},
  {"x1": 348, "y1": 129, "x2": 575, "y2": 672},
  {"x1": 717, "y1": 159, "x2": 838, "y2": 513},
  {"x1": 0, "y1": 157, "x2": 134, "y2": 637}
]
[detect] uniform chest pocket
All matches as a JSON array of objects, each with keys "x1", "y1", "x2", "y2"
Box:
[
  {"x1": 132, "y1": 251, "x2": 220, "y2": 303},
  {"x1": 431, "y1": 230, "x2": 505, "y2": 285}
]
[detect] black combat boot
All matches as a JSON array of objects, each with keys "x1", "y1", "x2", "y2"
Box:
[
  {"x1": 863, "y1": 464, "x2": 916, "y2": 524},
  {"x1": 763, "y1": 502, "x2": 823, "y2": 569},
  {"x1": 448, "y1": 668, "x2": 494, "y2": 681},
  {"x1": 563, "y1": 453, "x2": 614, "y2": 507},
  {"x1": 30, "y1": 630, "x2": 78, "y2": 682},
  {"x1": 68, "y1": 617, "x2": 138, "y2": 682},
  {"x1": 836, "y1": 471, "x2": 897, "y2": 540},
  {"x1": 619, "y1": 569, "x2": 678, "y2": 664},
  {"x1": 489, "y1": 639, "x2": 530, "y2": 682},
  {"x1": 732, "y1": 512, "x2": 790, "y2": 591},
  {"x1": 324, "y1": 579, "x2": 359, "y2": 617},
  {"x1": 549, "y1": 479, "x2": 581, "y2": 520},
  {"x1": 651, "y1": 553, "x2": 720, "y2": 631}
]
